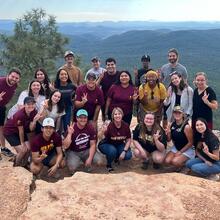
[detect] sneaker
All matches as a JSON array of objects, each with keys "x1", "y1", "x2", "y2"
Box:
[
  {"x1": 106, "y1": 165, "x2": 114, "y2": 172},
  {"x1": 207, "y1": 174, "x2": 220, "y2": 181},
  {"x1": 153, "y1": 162, "x2": 161, "y2": 170},
  {"x1": 1, "y1": 147, "x2": 14, "y2": 157},
  {"x1": 141, "y1": 160, "x2": 149, "y2": 170},
  {"x1": 114, "y1": 158, "x2": 120, "y2": 165}
]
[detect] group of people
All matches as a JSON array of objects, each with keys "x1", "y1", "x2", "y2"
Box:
[{"x1": 0, "y1": 48, "x2": 219, "y2": 181}]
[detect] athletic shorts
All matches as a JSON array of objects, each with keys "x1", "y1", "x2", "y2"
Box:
[
  {"x1": 0, "y1": 106, "x2": 6, "y2": 126},
  {"x1": 4, "y1": 133, "x2": 28, "y2": 147},
  {"x1": 42, "y1": 149, "x2": 57, "y2": 167}
]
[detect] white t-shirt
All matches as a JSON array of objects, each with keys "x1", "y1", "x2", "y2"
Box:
[{"x1": 7, "y1": 90, "x2": 46, "y2": 119}]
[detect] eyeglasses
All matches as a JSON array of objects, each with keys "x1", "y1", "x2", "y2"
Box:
[{"x1": 151, "y1": 91, "x2": 154, "y2": 99}]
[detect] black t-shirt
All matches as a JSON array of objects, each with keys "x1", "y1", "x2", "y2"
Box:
[
  {"x1": 58, "y1": 83, "x2": 76, "y2": 106},
  {"x1": 171, "y1": 121, "x2": 188, "y2": 151},
  {"x1": 175, "y1": 94, "x2": 181, "y2": 106},
  {"x1": 133, "y1": 124, "x2": 167, "y2": 153},
  {"x1": 135, "y1": 68, "x2": 149, "y2": 87},
  {"x1": 192, "y1": 87, "x2": 217, "y2": 122},
  {"x1": 197, "y1": 133, "x2": 220, "y2": 163}
]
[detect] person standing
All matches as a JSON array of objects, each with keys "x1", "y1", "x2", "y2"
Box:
[
  {"x1": 138, "y1": 70, "x2": 167, "y2": 123},
  {"x1": 160, "y1": 48, "x2": 188, "y2": 88},
  {"x1": 192, "y1": 72, "x2": 218, "y2": 129},
  {"x1": 0, "y1": 68, "x2": 21, "y2": 158},
  {"x1": 134, "y1": 54, "x2": 151, "y2": 87},
  {"x1": 160, "y1": 48, "x2": 188, "y2": 128},
  {"x1": 84, "y1": 56, "x2": 106, "y2": 80},
  {"x1": 54, "y1": 68, "x2": 76, "y2": 132},
  {"x1": 163, "y1": 71, "x2": 193, "y2": 122},
  {"x1": 105, "y1": 70, "x2": 138, "y2": 125},
  {"x1": 75, "y1": 72, "x2": 104, "y2": 129},
  {"x1": 96, "y1": 57, "x2": 120, "y2": 119},
  {"x1": 60, "y1": 50, "x2": 83, "y2": 87}
]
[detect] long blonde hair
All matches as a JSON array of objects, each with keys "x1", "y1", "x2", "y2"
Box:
[{"x1": 140, "y1": 112, "x2": 162, "y2": 143}]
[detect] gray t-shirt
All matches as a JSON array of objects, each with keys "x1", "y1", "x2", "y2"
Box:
[
  {"x1": 85, "y1": 67, "x2": 106, "y2": 80},
  {"x1": 160, "y1": 63, "x2": 188, "y2": 88}
]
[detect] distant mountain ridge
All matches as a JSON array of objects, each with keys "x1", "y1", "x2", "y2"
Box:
[{"x1": 1, "y1": 19, "x2": 220, "y2": 38}]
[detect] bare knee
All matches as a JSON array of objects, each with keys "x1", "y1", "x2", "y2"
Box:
[
  {"x1": 30, "y1": 162, "x2": 43, "y2": 175},
  {"x1": 152, "y1": 152, "x2": 165, "y2": 164},
  {"x1": 171, "y1": 157, "x2": 185, "y2": 167}
]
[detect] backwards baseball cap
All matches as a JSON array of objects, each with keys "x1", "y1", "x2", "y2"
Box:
[
  {"x1": 141, "y1": 55, "x2": 150, "y2": 62},
  {"x1": 91, "y1": 56, "x2": 100, "y2": 62},
  {"x1": 76, "y1": 109, "x2": 88, "y2": 117},
  {"x1": 42, "y1": 117, "x2": 55, "y2": 127},
  {"x1": 173, "y1": 105, "x2": 184, "y2": 113},
  {"x1": 23, "y1": 96, "x2": 36, "y2": 104},
  {"x1": 64, "y1": 50, "x2": 74, "y2": 58},
  {"x1": 86, "y1": 72, "x2": 97, "y2": 80}
]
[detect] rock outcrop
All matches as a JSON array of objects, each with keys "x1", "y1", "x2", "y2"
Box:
[
  {"x1": 1, "y1": 160, "x2": 220, "y2": 220},
  {"x1": 0, "y1": 161, "x2": 33, "y2": 220}
]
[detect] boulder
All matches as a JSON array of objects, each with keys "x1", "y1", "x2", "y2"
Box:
[
  {"x1": 20, "y1": 171, "x2": 220, "y2": 220},
  {"x1": 0, "y1": 161, "x2": 33, "y2": 220}
]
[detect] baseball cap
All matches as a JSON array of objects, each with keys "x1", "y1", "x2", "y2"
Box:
[
  {"x1": 91, "y1": 56, "x2": 100, "y2": 62},
  {"x1": 141, "y1": 55, "x2": 150, "y2": 62},
  {"x1": 23, "y1": 96, "x2": 36, "y2": 104},
  {"x1": 64, "y1": 50, "x2": 74, "y2": 58},
  {"x1": 76, "y1": 109, "x2": 88, "y2": 117},
  {"x1": 42, "y1": 117, "x2": 55, "y2": 127},
  {"x1": 86, "y1": 72, "x2": 97, "y2": 80},
  {"x1": 173, "y1": 105, "x2": 184, "y2": 113}
]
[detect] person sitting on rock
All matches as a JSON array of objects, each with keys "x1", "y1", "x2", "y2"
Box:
[
  {"x1": 3, "y1": 96, "x2": 41, "y2": 166},
  {"x1": 63, "y1": 109, "x2": 103, "y2": 174},
  {"x1": 133, "y1": 112, "x2": 167, "y2": 170},
  {"x1": 98, "y1": 107, "x2": 132, "y2": 172},
  {"x1": 30, "y1": 117, "x2": 64, "y2": 177},
  {"x1": 164, "y1": 106, "x2": 194, "y2": 169},
  {"x1": 186, "y1": 118, "x2": 220, "y2": 181}
]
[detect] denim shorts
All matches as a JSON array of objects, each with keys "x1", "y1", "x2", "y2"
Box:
[{"x1": 170, "y1": 146, "x2": 195, "y2": 159}]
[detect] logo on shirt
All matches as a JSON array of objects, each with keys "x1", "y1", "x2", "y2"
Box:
[{"x1": 75, "y1": 133, "x2": 90, "y2": 149}]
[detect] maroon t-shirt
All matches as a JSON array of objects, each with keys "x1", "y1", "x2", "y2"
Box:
[
  {"x1": 105, "y1": 121, "x2": 131, "y2": 145},
  {"x1": 108, "y1": 84, "x2": 135, "y2": 115},
  {"x1": 0, "y1": 77, "x2": 17, "y2": 107},
  {"x1": 3, "y1": 108, "x2": 37, "y2": 135},
  {"x1": 100, "y1": 71, "x2": 120, "y2": 99},
  {"x1": 75, "y1": 84, "x2": 104, "y2": 120},
  {"x1": 69, "y1": 123, "x2": 97, "y2": 152},
  {"x1": 31, "y1": 132, "x2": 62, "y2": 156}
]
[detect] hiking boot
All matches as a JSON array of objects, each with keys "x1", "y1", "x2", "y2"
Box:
[
  {"x1": 1, "y1": 147, "x2": 14, "y2": 157},
  {"x1": 141, "y1": 160, "x2": 149, "y2": 170},
  {"x1": 153, "y1": 162, "x2": 161, "y2": 170}
]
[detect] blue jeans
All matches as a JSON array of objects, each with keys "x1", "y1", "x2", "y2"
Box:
[
  {"x1": 98, "y1": 143, "x2": 132, "y2": 167},
  {"x1": 186, "y1": 157, "x2": 220, "y2": 177},
  {"x1": 62, "y1": 105, "x2": 72, "y2": 132}
]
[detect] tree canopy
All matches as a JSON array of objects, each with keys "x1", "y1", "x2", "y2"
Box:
[{"x1": 0, "y1": 8, "x2": 68, "y2": 81}]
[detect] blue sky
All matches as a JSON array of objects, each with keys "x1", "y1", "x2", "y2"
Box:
[{"x1": 0, "y1": 0, "x2": 220, "y2": 22}]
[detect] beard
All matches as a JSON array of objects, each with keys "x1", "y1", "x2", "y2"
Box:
[{"x1": 169, "y1": 58, "x2": 178, "y2": 64}]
